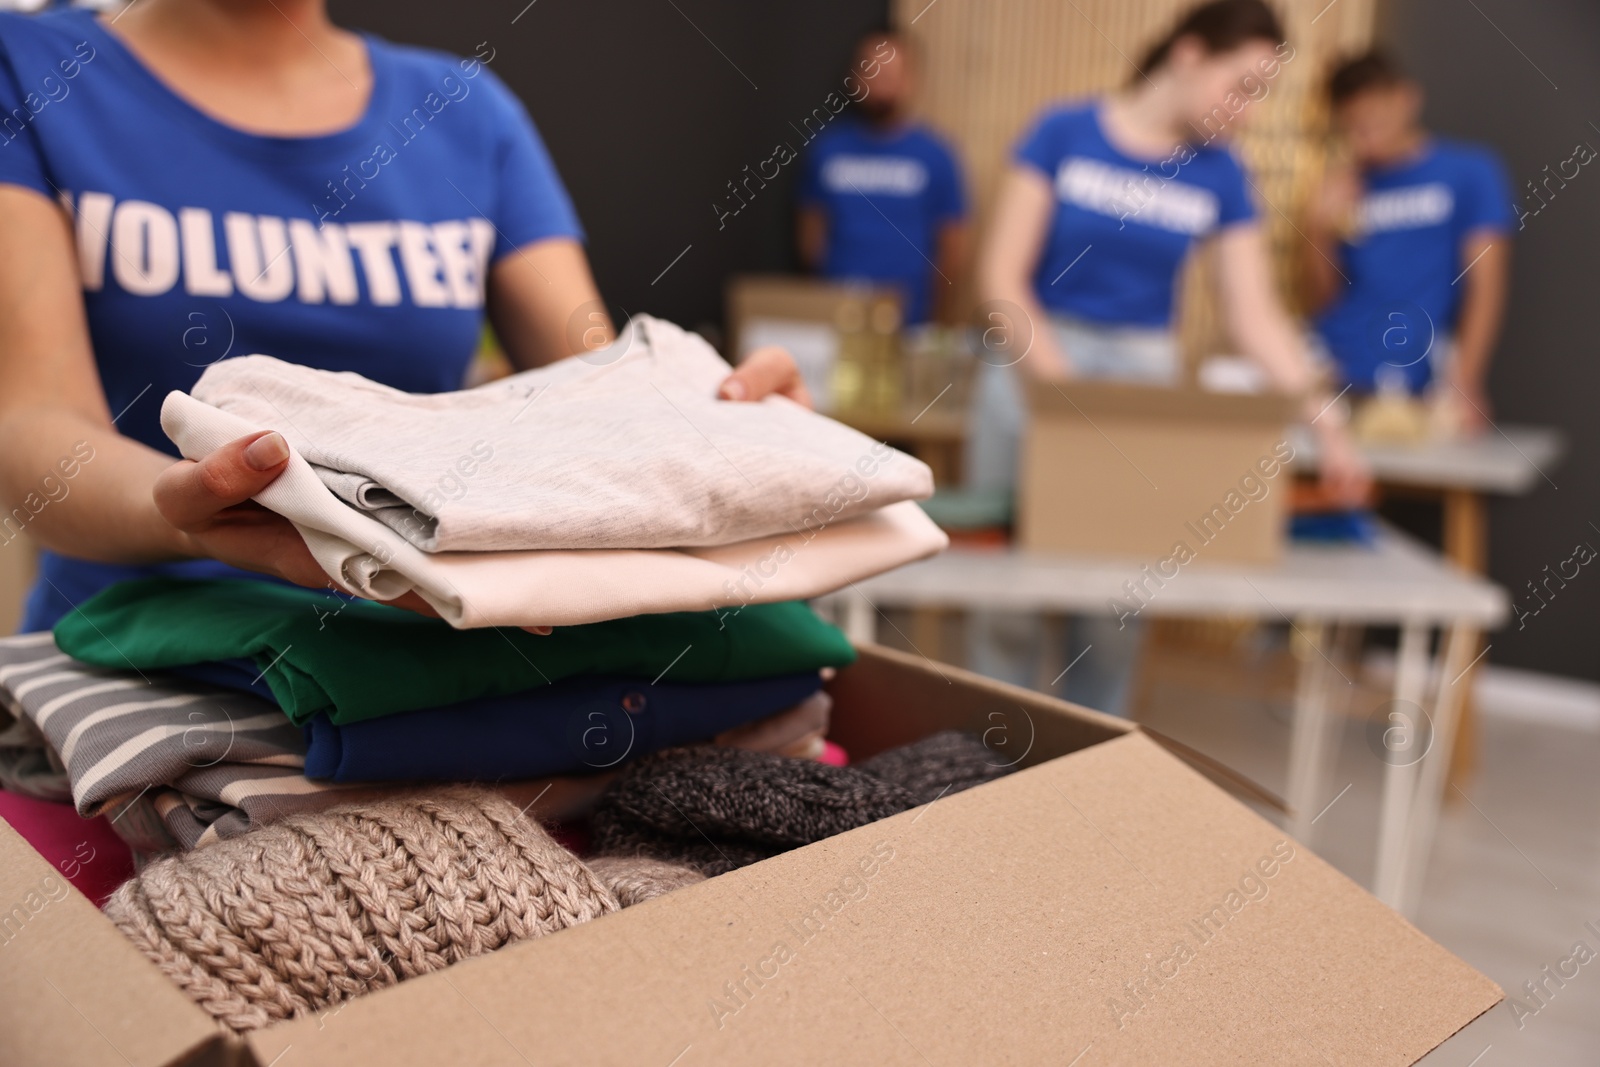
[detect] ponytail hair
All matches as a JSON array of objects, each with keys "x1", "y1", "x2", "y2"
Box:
[{"x1": 1137, "y1": 0, "x2": 1286, "y2": 76}]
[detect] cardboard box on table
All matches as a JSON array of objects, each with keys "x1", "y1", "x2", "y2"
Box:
[
  {"x1": 724, "y1": 274, "x2": 904, "y2": 414},
  {"x1": 725, "y1": 274, "x2": 902, "y2": 356},
  {"x1": 1019, "y1": 380, "x2": 1301, "y2": 565},
  {"x1": 0, "y1": 645, "x2": 1498, "y2": 1066}
]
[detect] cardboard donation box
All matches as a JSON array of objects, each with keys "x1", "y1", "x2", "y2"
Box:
[
  {"x1": 725, "y1": 274, "x2": 903, "y2": 414},
  {"x1": 1019, "y1": 380, "x2": 1301, "y2": 565},
  {"x1": 0, "y1": 646, "x2": 1498, "y2": 1067}
]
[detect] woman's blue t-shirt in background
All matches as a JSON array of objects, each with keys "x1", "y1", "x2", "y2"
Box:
[
  {"x1": 797, "y1": 116, "x2": 967, "y2": 325},
  {"x1": 0, "y1": 9, "x2": 582, "y2": 630},
  {"x1": 1313, "y1": 140, "x2": 1513, "y2": 393},
  {"x1": 1014, "y1": 101, "x2": 1256, "y2": 328}
]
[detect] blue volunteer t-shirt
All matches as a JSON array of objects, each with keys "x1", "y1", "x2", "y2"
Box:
[
  {"x1": 1016, "y1": 100, "x2": 1256, "y2": 327},
  {"x1": 1313, "y1": 140, "x2": 1513, "y2": 393},
  {"x1": 0, "y1": 9, "x2": 582, "y2": 630},
  {"x1": 797, "y1": 116, "x2": 966, "y2": 324}
]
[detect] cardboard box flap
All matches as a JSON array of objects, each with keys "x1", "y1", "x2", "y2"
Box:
[
  {"x1": 1141, "y1": 724, "x2": 1287, "y2": 813},
  {"x1": 824, "y1": 643, "x2": 1135, "y2": 762},
  {"x1": 0, "y1": 821, "x2": 222, "y2": 1067},
  {"x1": 1026, "y1": 378, "x2": 1302, "y2": 424},
  {"x1": 248, "y1": 732, "x2": 1498, "y2": 1066},
  {"x1": 830, "y1": 646, "x2": 1283, "y2": 813}
]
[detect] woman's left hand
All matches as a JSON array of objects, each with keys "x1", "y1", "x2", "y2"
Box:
[{"x1": 718, "y1": 346, "x2": 813, "y2": 408}]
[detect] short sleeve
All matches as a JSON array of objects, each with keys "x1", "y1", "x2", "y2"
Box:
[
  {"x1": 1214, "y1": 150, "x2": 1257, "y2": 228},
  {"x1": 927, "y1": 138, "x2": 967, "y2": 223},
  {"x1": 480, "y1": 69, "x2": 583, "y2": 259},
  {"x1": 0, "y1": 37, "x2": 57, "y2": 198},
  {"x1": 1012, "y1": 108, "x2": 1061, "y2": 176},
  {"x1": 1456, "y1": 148, "x2": 1515, "y2": 233},
  {"x1": 796, "y1": 134, "x2": 829, "y2": 208}
]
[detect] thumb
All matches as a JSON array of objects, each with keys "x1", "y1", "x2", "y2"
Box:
[
  {"x1": 718, "y1": 346, "x2": 812, "y2": 407},
  {"x1": 154, "y1": 431, "x2": 291, "y2": 530}
]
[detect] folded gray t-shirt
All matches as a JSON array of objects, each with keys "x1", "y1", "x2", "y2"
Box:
[{"x1": 191, "y1": 315, "x2": 933, "y2": 553}]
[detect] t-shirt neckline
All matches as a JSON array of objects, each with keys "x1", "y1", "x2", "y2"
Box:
[
  {"x1": 842, "y1": 114, "x2": 919, "y2": 147},
  {"x1": 1364, "y1": 139, "x2": 1439, "y2": 181},
  {"x1": 1089, "y1": 100, "x2": 1184, "y2": 167},
  {"x1": 77, "y1": 9, "x2": 392, "y2": 162}
]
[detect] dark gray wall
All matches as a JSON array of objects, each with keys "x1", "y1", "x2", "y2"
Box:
[
  {"x1": 1381, "y1": 0, "x2": 1599, "y2": 680},
  {"x1": 330, "y1": 0, "x2": 889, "y2": 336}
]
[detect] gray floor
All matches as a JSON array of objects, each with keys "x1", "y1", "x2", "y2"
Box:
[{"x1": 1136, "y1": 657, "x2": 1600, "y2": 1066}]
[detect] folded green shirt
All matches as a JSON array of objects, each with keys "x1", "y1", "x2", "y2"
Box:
[{"x1": 54, "y1": 579, "x2": 855, "y2": 726}]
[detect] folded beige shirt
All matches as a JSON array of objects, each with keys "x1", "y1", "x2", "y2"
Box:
[
  {"x1": 161, "y1": 391, "x2": 947, "y2": 629},
  {"x1": 187, "y1": 315, "x2": 934, "y2": 552}
]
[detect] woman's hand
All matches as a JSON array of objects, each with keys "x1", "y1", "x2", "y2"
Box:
[
  {"x1": 152, "y1": 430, "x2": 449, "y2": 619},
  {"x1": 154, "y1": 431, "x2": 325, "y2": 584},
  {"x1": 1313, "y1": 419, "x2": 1374, "y2": 508},
  {"x1": 718, "y1": 346, "x2": 813, "y2": 408}
]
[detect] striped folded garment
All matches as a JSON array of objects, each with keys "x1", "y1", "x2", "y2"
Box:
[{"x1": 0, "y1": 632, "x2": 362, "y2": 850}]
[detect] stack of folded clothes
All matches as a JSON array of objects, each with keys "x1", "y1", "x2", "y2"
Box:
[
  {"x1": 4, "y1": 578, "x2": 851, "y2": 851},
  {"x1": 0, "y1": 317, "x2": 987, "y2": 1032},
  {"x1": 161, "y1": 314, "x2": 947, "y2": 628}
]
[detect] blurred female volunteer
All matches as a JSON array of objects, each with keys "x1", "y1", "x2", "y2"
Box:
[
  {"x1": 971, "y1": 0, "x2": 1370, "y2": 712},
  {"x1": 0, "y1": 0, "x2": 805, "y2": 632}
]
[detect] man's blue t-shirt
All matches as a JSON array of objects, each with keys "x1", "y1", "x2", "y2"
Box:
[
  {"x1": 1015, "y1": 101, "x2": 1256, "y2": 328},
  {"x1": 1313, "y1": 140, "x2": 1513, "y2": 393},
  {"x1": 797, "y1": 116, "x2": 966, "y2": 324},
  {"x1": 0, "y1": 9, "x2": 582, "y2": 630}
]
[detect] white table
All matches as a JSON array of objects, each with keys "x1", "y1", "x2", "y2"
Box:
[
  {"x1": 823, "y1": 528, "x2": 1509, "y2": 916},
  {"x1": 1294, "y1": 424, "x2": 1563, "y2": 786},
  {"x1": 1291, "y1": 423, "x2": 1565, "y2": 495}
]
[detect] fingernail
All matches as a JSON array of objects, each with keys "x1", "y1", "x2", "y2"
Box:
[
  {"x1": 720, "y1": 379, "x2": 747, "y2": 401},
  {"x1": 531, "y1": 625, "x2": 553, "y2": 636},
  {"x1": 245, "y1": 432, "x2": 289, "y2": 470}
]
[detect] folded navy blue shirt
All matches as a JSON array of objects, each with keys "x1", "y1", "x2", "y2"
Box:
[{"x1": 302, "y1": 672, "x2": 825, "y2": 783}]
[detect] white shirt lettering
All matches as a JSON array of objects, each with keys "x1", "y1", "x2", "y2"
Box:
[
  {"x1": 67, "y1": 191, "x2": 494, "y2": 308},
  {"x1": 110, "y1": 200, "x2": 181, "y2": 296},
  {"x1": 180, "y1": 208, "x2": 234, "y2": 298},
  {"x1": 822, "y1": 155, "x2": 928, "y2": 196},
  {"x1": 1355, "y1": 182, "x2": 1454, "y2": 234},
  {"x1": 1054, "y1": 157, "x2": 1220, "y2": 235}
]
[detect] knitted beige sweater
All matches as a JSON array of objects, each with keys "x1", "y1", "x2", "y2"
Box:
[{"x1": 104, "y1": 788, "x2": 698, "y2": 1032}]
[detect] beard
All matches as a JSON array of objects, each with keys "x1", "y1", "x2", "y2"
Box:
[{"x1": 857, "y1": 91, "x2": 901, "y2": 122}]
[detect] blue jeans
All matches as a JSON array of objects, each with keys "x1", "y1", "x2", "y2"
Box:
[{"x1": 963, "y1": 315, "x2": 1178, "y2": 716}]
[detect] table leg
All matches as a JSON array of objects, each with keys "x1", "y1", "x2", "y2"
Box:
[
  {"x1": 1286, "y1": 620, "x2": 1334, "y2": 845},
  {"x1": 1373, "y1": 620, "x2": 1431, "y2": 908},
  {"x1": 911, "y1": 608, "x2": 945, "y2": 665},
  {"x1": 1442, "y1": 489, "x2": 1487, "y2": 570},
  {"x1": 1399, "y1": 623, "x2": 1479, "y2": 916},
  {"x1": 842, "y1": 588, "x2": 879, "y2": 647},
  {"x1": 1443, "y1": 489, "x2": 1486, "y2": 788}
]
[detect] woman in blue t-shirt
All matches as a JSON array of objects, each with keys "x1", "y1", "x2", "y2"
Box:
[
  {"x1": 0, "y1": 0, "x2": 806, "y2": 632},
  {"x1": 968, "y1": 0, "x2": 1370, "y2": 712}
]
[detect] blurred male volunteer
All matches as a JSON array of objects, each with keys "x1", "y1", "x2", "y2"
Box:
[
  {"x1": 1304, "y1": 50, "x2": 1514, "y2": 425},
  {"x1": 796, "y1": 29, "x2": 968, "y2": 325}
]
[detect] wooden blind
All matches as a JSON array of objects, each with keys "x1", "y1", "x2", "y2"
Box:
[{"x1": 893, "y1": 0, "x2": 1378, "y2": 368}]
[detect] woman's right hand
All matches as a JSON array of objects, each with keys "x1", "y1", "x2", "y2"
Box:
[
  {"x1": 153, "y1": 431, "x2": 329, "y2": 586},
  {"x1": 151, "y1": 431, "x2": 453, "y2": 620}
]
